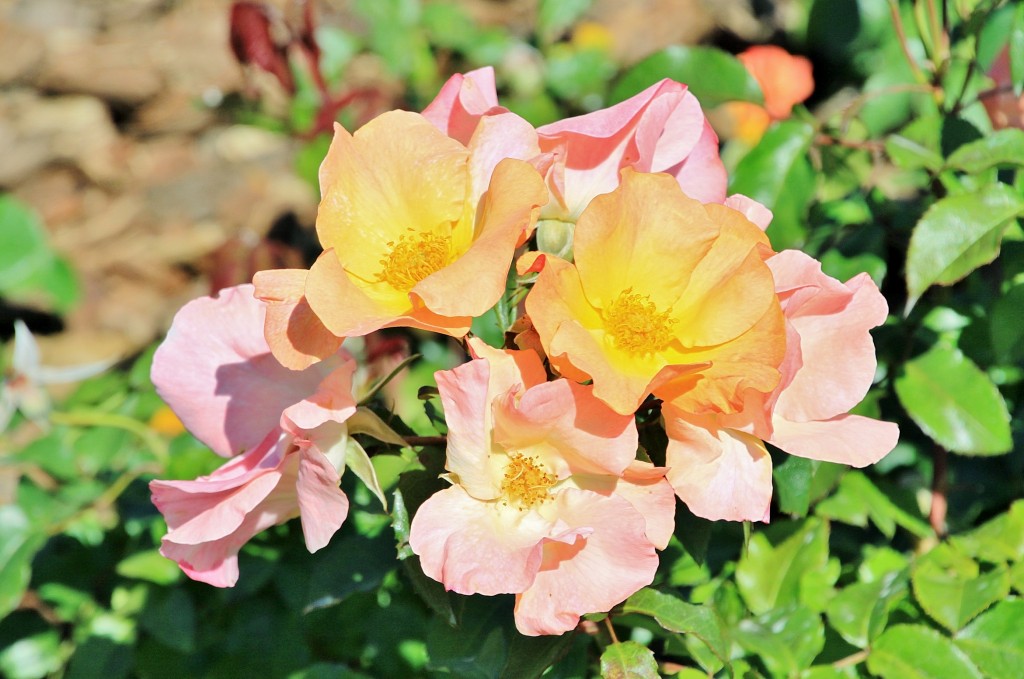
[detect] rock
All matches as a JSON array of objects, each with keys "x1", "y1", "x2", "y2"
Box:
[
  {"x1": 0, "y1": 21, "x2": 46, "y2": 85},
  {"x1": 134, "y1": 91, "x2": 217, "y2": 135},
  {"x1": 0, "y1": 90, "x2": 122, "y2": 187},
  {"x1": 36, "y1": 29, "x2": 164, "y2": 105}
]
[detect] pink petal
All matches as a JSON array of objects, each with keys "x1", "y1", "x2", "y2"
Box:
[
  {"x1": 422, "y1": 67, "x2": 501, "y2": 145},
  {"x1": 663, "y1": 408, "x2": 773, "y2": 522},
  {"x1": 295, "y1": 444, "x2": 349, "y2": 552},
  {"x1": 514, "y1": 489, "x2": 658, "y2": 636},
  {"x1": 768, "y1": 251, "x2": 889, "y2": 422},
  {"x1": 252, "y1": 268, "x2": 344, "y2": 371},
  {"x1": 492, "y1": 379, "x2": 638, "y2": 477},
  {"x1": 615, "y1": 462, "x2": 676, "y2": 549},
  {"x1": 409, "y1": 485, "x2": 552, "y2": 596},
  {"x1": 724, "y1": 194, "x2": 774, "y2": 230},
  {"x1": 769, "y1": 415, "x2": 900, "y2": 467},
  {"x1": 659, "y1": 117, "x2": 727, "y2": 203},
  {"x1": 435, "y1": 358, "x2": 501, "y2": 498},
  {"x1": 151, "y1": 284, "x2": 327, "y2": 457},
  {"x1": 281, "y1": 357, "x2": 358, "y2": 432},
  {"x1": 466, "y1": 112, "x2": 541, "y2": 205}
]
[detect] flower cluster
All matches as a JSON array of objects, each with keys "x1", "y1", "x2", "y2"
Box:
[{"x1": 149, "y1": 68, "x2": 898, "y2": 635}]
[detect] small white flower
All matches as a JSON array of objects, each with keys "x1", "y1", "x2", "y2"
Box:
[{"x1": 1, "y1": 321, "x2": 116, "y2": 431}]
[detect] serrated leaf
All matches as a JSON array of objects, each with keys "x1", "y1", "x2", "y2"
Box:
[
  {"x1": 826, "y1": 571, "x2": 908, "y2": 648},
  {"x1": 728, "y1": 120, "x2": 816, "y2": 249},
  {"x1": 951, "y1": 501, "x2": 1024, "y2": 564},
  {"x1": 912, "y1": 543, "x2": 1010, "y2": 632},
  {"x1": 955, "y1": 599, "x2": 1024, "y2": 679},
  {"x1": 814, "y1": 472, "x2": 932, "y2": 538},
  {"x1": 622, "y1": 588, "x2": 729, "y2": 665},
  {"x1": 599, "y1": 641, "x2": 658, "y2": 679},
  {"x1": 868, "y1": 625, "x2": 983, "y2": 679},
  {"x1": 733, "y1": 606, "x2": 825, "y2": 677},
  {"x1": 610, "y1": 45, "x2": 763, "y2": 108},
  {"x1": 946, "y1": 129, "x2": 1024, "y2": 173},
  {"x1": 735, "y1": 518, "x2": 829, "y2": 615},
  {"x1": 894, "y1": 346, "x2": 1012, "y2": 455},
  {"x1": 905, "y1": 183, "x2": 1024, "y2": 311}
]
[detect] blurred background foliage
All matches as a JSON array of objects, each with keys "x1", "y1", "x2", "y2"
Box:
[{"x1": 2, "y1": 0, "x2": 1024, "y2": 676}]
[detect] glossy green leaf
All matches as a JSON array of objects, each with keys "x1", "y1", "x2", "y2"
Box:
[
  {"x1": 951, "y1": 501, "x2": 1024, "y2": 563},
  {"x1": 885, "y1": 117, "x2": 943, "y2": 171},
  {"x1": 599, "y1": 641, "x2": 658, "y2": 679},
  {"x1": 728, "y1": 120, "x2": 816, "y2": 250},
  {"x1": 621, "y1": 588, "x2": 729, "y2": 666},
  {"x1": 912, "y1": 543, "x2": 1009, "y2": 632},
  {"x1": 905, "y1": 183, "x2": 1024, "y2": 311},
  {"x1": 0, "y1": 506, "x2": 45, "y2": 619},
  {"x1": 610, "y1": 45, "x2": 763, "y2": 108},
  {"x1": 946, "y1": 129, "x2": 1024, "y2": 173},
  {"x1": 894, "y1": 346, "x2": 1013, "y2": 455},
  {"x1": 955, "y1": 599, "x2": 1024, "y2": 679},
  {"x1": 868, "y1": 625, "x2": 983, "y2": 679},
  {"x1": 733, "y1": 606, "x2": 825, "y2": 677},
  {"x1": 735, "y1": 518, "x2": 830, "y2": 615},
  {"x1": 815, "y1": 471, "x2": 932, "y2": 538},
  {"x1": 826, "y1": 571, "x2": 908, "y2": 648}
]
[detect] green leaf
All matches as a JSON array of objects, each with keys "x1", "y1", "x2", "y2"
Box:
[
  {"x1": 728, "y1": 120, "x2": 816, "y2": 250},
  {"x1": 0, "y1": 631, "x2": 64, "y2": 679},
  {"x1": 139, "y1": 589, "x2": 196, "y2": 654},
  {"x1": 894, "y1": 346, "x2": 1013, "y2": 455},
  {"x1": 733, "y1": 606, "x2": 825, "y2": 677},
  {"x1": 814, "y1": 471, "x2": 932, "y2": 538},
  {"x1": 115, "y1": 550, "x2": 182, "y2": 585},
  {"x1": 955, "y1": 599, "x2": 1024, "y2": 679},
  {"x1": 537, "y1": 0, "x2": 591, "y2": 44},
  {"x1": 946, "y1": 129, "x2": 1024, "y2": 173},
  {"x1": 885, "y1": 117, "x2": 943, "y2": 171},
  {"x1": 0, "y1": 505, "x2": 45, "y2": 619},
  {"x1": 774, "y1": 456, "x2": 814, "y2": 516},
  {"x1": 912, "y1": 543, "x2": 1010, "y2": 632},
  {"x1": 826, "y1": 572, "x2": 908, "y2": 648},
  {"x1": 1011, "y1": 2, "x2": 1024, "y2": 96},
  {"x1": 951, "y1": 501, "x2": 1024, "y2": 563},
  {"x1": 402, "y1": 556, "x2": 455, "y2": 627},
  {"x1": 867, "y1": 624, "x2": 983, "y2": 679},
  {"x1": 735, "y1": 518, "x2": 830, "y2": 615},
  {"x1": 904, "y1": 183, "x2": 1024, "y2": 311},
  {"x1": 621, "y1": 588, "x2": 730, "y2": 666},
  {"x1": 992, "y1": 283, "x2": 1024, "y2": 363},
  {"x1": 598, "y1": 641, "x2": 659, "y2": 679},
  {"x1": 610, "y1": 45, "x2": 763, "y2": 108}
]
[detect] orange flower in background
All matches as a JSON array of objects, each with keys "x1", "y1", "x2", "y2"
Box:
[
  {"x1": 521, "y1": 169, "x2": 785, "y2": 416},
  {"x1": 721, "y1": 45, "x2": 815, "y2": 145},
  {"x1": 255, "y1": 110, "x2": 546, "y2": 369}
]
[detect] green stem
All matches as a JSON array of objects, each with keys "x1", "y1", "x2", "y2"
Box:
[{"x1": 49, "y1": 410, "x2": 169, "y2": 465}]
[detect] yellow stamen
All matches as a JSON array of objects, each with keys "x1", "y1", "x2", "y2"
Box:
[
  {"x1": 500, "y1": 453, "x2": 557, "y2": 511},
  {"x1": 377, "y1": 228, "x2": 452, "y2": 291},
  {"x1": 604, "y1": 288, "x2": 676, "y2": 355}
]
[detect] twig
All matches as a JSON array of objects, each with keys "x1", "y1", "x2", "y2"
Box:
[
  {"x1": 929, "y1": 444, "x2": 949, "y2": 536},
  {"x1": 403, "y1": 436, "x2": 447, "y2": 447},
  {"x1": 889, "y1": 0, "x2": 930, "y2": 85}
]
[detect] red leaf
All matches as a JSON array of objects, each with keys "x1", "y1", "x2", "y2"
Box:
[{"x1": 230, "y1": 2, "x2": 294, "y2": 93}]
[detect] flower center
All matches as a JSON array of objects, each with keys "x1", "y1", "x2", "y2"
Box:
[
  {"x1": 377, "y1": 228, "x2": 452, "y2": 291},
  {"x1": 604, "y1": 288, "x2": 677, "y2": 355},
  {"x1": 500, "y1": 453, "x2": 557, "y2": 511}
]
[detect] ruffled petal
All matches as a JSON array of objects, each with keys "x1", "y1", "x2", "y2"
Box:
[
  {"x1": 663, "y1": 409, "x2": 773, "y2": 522},
  {"x1": 422, "y1": 67, "x2": 501, "y2": 144},
  {"x1": 253, "y1": 268, "x2": 344, "y2": 370},
  {"x1": 514, "y1": 489, "x2": 658, "y2": 636},
  {"x1": 151, "y1": 284, "x2": 326, "y2": 457},
  {"x1": 409, "y1": 485, "x2": 553, "y2": 596}
]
